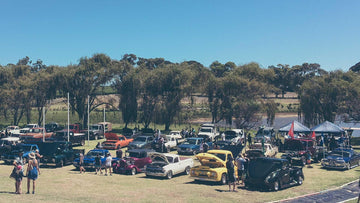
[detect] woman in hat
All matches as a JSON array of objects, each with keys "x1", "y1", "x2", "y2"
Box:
[{"x1": 26, "y1": 152, "x2": 39, "y2": 194}]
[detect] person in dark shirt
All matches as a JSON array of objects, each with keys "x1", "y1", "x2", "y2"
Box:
[
  {"x1": 226, "y1": 155, "x2": 237, "y2": 192},
  {"x1": 95, "y1": 154, "x2": 102, "y2": 175}
]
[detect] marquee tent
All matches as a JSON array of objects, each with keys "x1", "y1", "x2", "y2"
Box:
[{"x1": 278, "y1": 120, "x2": 311, "y2": 133}]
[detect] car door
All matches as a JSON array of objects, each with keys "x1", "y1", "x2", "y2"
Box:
[
  {"x1": 173, "y1": 156, "x2": 182, "y2": 174},
  {"x1": 279, "y1": 162, "x2": 291, "y2": 186}
]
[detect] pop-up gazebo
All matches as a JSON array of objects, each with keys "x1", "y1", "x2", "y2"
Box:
[
  {"x1": 278, "y1": 121, "x2": 311, "y2": 133},
  {"x1": 310, "y1": 121, "x2": 344, "y2": 135}
]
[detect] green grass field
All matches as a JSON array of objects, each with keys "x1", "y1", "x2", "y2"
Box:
[{"x1": 0, "y1": 139, "x2": 359, "y2": 203}]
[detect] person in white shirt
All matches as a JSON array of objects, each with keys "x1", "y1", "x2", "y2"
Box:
[{"x1": 104, "y1": 153, "x2": 112, "y2": 176}]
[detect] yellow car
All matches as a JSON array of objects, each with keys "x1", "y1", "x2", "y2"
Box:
[{"x1": 190, "y1": 150, "x2": 237, "y2": 184}]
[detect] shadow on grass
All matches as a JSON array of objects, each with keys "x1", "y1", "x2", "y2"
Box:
[{"x1": 0, "y1": 191, "x2": 16, "y2": 194}]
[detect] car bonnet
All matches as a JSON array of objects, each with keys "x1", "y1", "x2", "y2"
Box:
[
  {"x1": 196, "y1": 153, "x2": 226, "y2": 167},
  {"x1": 149, "y1": 152, "x2": 169, "y2": 164}
]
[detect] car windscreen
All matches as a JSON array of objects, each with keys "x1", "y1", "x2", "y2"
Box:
[
  {"x1": 166, "y1": 156, "x2": 173, "y2": 163},
  {"x1": 128, "y1": 152, "x2": 141, "y2": 158},
  {"x1": 331, "y1": 151, "x2": 350, "y2": 158},
  {"x1": 183, "y1": 139, "x2": 198, "y2": 145},
  {"x1": 134, "y1": 137, "x2": 146, "y2": 142},
  {"x1": 208, "y1": 152, "x2": 226, "y2": 161},
  {"x1": 86, "y1": 151, "x2": 104, "y2": 157},
  {"x1": 284, "y1": 140, "x2": 304, "y2": 151},
  {"x1": 248, "y1": 159, "x2": 283, "y2": 179},
  {"x1": 200, "y1": 128, "x2": 212, "y2": 133}
]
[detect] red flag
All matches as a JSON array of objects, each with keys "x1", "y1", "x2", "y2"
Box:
[
  {"x1": 288, "y1": 121, "x2": 294, "y2": 139},
  {"x1": 311, "y1": 131, "x2": 316, "y2": 139}
]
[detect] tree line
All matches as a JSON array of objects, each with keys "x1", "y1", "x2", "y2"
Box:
[{"x1": 1, "y1": 54, "x2": 359, "y2": 130}]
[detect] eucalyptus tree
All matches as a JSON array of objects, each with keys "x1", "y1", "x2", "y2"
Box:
[
  {"x1": 299, "y1": 71, "x2": 348, "y2": 126},
  {"x1": 32, "y1": 66, "x2": 61, "y2": 125},
  {"x1": 2, "y1": 64, "x2": 34, "y2": 125},
  {"x1": 60, "y1": 54, "x2": 117, "y2": 127}
]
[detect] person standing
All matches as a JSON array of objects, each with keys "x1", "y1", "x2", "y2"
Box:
[
  {"x1": 235, "y1": 154, "x2": 246, "y2": 185},
  {"x1": 79, "y1": 153, "x2": 86, "y2": 174},
  {"x1": 247, "y1": 133, "x2": 252, "y2": 146},
  {"x1": 35, "y1": 149, "x2": 43, "y2": 166},
  {"x1": 26, "y1": 152, "x2": 40, "y2": 194},
  {"x1": 116, "y1": 149, "x2": 123, "y2": 159},
  {"x1": 15, "y1": 165, "x2": 24, "y2": 194},
  {"x1": 104, "y1": 153, "x2": 112, "y2": 176},
  {"x1": 226, "y1": 155, "x2": 237, "y2": 192},
  {"x1": 94, "y1": 154, "x2": 102, "y2": 175}
]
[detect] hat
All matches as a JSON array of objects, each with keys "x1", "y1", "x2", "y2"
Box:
[{"x1": 28, "y1": 152, "x2": 35, "y2": 159}]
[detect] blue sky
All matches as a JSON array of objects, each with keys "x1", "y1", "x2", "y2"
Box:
[{"x1": 1, "y1": 0, "x2": 359, "y2": 71}]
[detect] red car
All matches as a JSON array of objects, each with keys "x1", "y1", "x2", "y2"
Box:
[
  {"x1": 102, "y1": 133, "x2": 133, "y2": 150},
  {"x1": 113, "y1": 149, "x2": 154, "y2": 175}
]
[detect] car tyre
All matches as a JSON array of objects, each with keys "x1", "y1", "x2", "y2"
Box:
[
  {"x1": 297, "y1": 176, "x2": 303, "y2": 185},
  {"x1": 166, "y1": 146, "x2": 171, "y2": 153},
  {"x1": 57, "y1": 160, "x2": 64, "y2": 167},
  {"x1": 80, "y1": 140, "x2": 85, "y2": 146},
  {"x1": 346, "y1": 163, "x2": 351, "y2": 170},
  {"x1": 166, "y1": 171, "x2": 173, "y2": 179},
  {"x1": 273, "y1": 180, "x2": 280, "y2": 191},
  {"x1": 94, "y1": 135, "x2": 98, "y2": 140},
  {"x1": 220, "y1": 173, "x2": 227, "y2": 185},
  {"x1": 184, "y1": 166, "x2": 191, "y2": 175},
  {"x1": 131, "y1": 168, "x2": 136, "y2": 175}
]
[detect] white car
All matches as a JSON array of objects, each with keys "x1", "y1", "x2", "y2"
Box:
[{"x1": 145, "y1": 153, "x2": 194, "y2": 179}]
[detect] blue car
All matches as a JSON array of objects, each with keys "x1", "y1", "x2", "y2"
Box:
[
  {"x1": 177, "y1": 137, "x2": 212, "y2": 155},
  {"x1": 73, "y1": 149, "x2": 119, "y2": 170},
  {"x1": 1, "y1": 143, "x2": 39, "y2": 164},
  {"x1": 321, "y1": 147, "x2": 360, "y2": 170}
]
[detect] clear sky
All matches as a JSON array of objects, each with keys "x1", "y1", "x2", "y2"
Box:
[{"x1": 1, "y1": 0, "x2": 359, "y2": 71}]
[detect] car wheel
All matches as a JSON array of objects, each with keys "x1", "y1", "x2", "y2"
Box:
[
  {"x1": 220, "y1": 173, "x2": 227, "y2": 185},
  {"x1": 94, "y1": 135, "x2": 98, "y2": 140},
  {"x1": 301, "y1": 156, "x2": 306, "y2": 166},
  {"x1": 131, "y1": 168, "x2": 136, "y2": 175},
  {"x1": 80, "y1": 140, "x2": 85, "y2": 146},
  {"x1": 117, "y1": 145, "x2": 121, "y2": 150},
  {"x1": 184, "y1": 166, "x2": 191, "y2": 175},
  {"x1": 57, "y1": 160, "x2": 64, "y2": 167},
  {"x1": 297, "y1": 176, "x2": 303, "y2": 185},
  {"x1": 166, "y1": 146, "x2": 171, "y2": 153},
  {"x1": 273, "y1": 181, "x2": 280, "y2": 191},
  {"x1": 166, "y1": 171, "x2": 173, "y2": 179},
  {"x1": 347, "y1": 163, "x2": 351, "y2": 170}
]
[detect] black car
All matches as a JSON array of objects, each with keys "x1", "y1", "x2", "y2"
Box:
[{"x1": 245, "y1": 157, "x2": 304, "y2": 191}]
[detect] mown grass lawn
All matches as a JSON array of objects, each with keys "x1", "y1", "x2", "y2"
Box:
[{"x1": 1, "y1": 139, "x2": 359, "y2": 203}]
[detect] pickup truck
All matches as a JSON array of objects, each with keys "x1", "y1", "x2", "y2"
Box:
[
  {"x1": 0, "y1": 126, "x2": 20, "y2": 137},
  {"x1": 177, "y1": 137, "x2": 213, "y2": 155},
  {"x1": 81, "y1": 122, "x2": 111, "y2": 140},
  {"x1": 152, "y1": 134, "x2": 183, "y2": 153},
  {"x1": 281, "y1": 138, "x2": 327, "y2": 164},
  {"x1": 52, "y1": 131, "x2": 86, "y2": 146},
  {"x1": 101, "y1": 133, "x2": 133, "y2": 150},
  {"x1": 190, "y1": 150, "x2": 237, "y2": 184},
  {"x1": 35, "y1": 141, "x2": 84, "y2": 167},
  {"x1": 198, "y1": 126, "x2": 217, "y2": 142},
  {"x1": 20, "y1": 127, "x2": 54, "y2": 141},
  {"x1": 145, "y1": 153, "x2": 194, "y2": 179},
  {"x1": 246, "y1": 143, "x2": 278, "y2": 159},
  {"x1": 1, "y1": 143, "x2": 39, "y2": 165}
]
